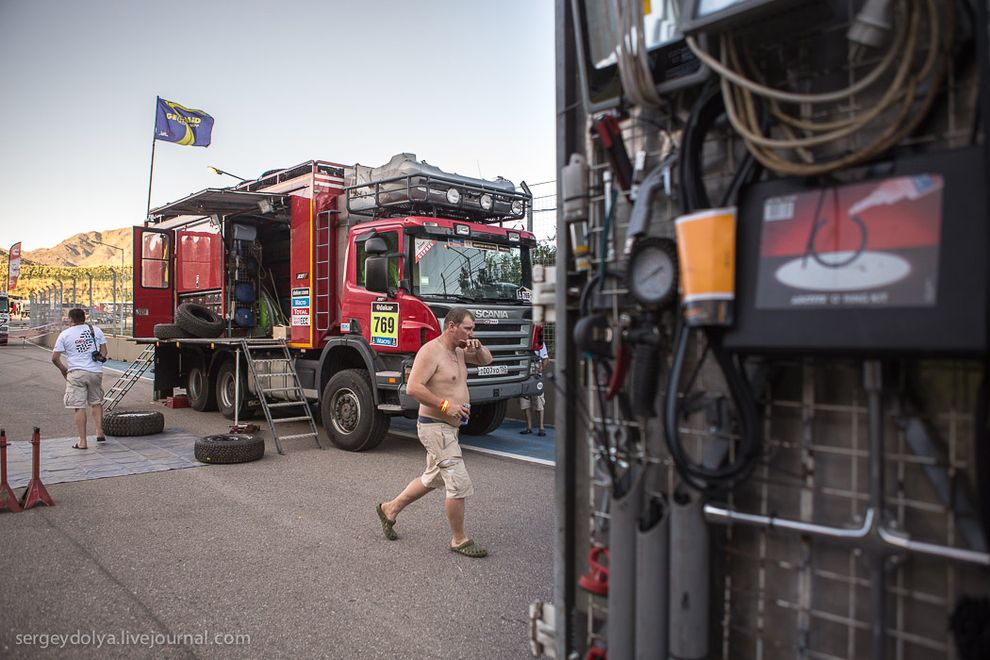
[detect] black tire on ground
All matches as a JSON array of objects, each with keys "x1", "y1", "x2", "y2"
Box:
[
  {"x1": 153, "y1": 323, "x2": 186, "y2": 340},
  {"x1": 194, "y1": 434, "x2": 264, "y2": 464},
  {"x1": 186, "y1": 361, "x2": 217, "y2": 412},
  {"x1": 103, "y1": 410, "x2": 165, "y2": 437},
  {"x1": 460, "y1": 399, "x2": 507, "y2": 436},
  {"x1": 175, "y1": 303, "x2": 223, "y2": 338},
  {"x1": 215, "y1": 358, "x2": 252, "y2": 421},
  {"x1": 320, "y1": 369, "x2": 390, "y2": 452}
]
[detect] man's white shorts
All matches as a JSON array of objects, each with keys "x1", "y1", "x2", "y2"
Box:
[
  {"x1": 64, "y1": 370, "x2": 104, "y2": 408},
  {"x1": 520, "y1": 393, "x2": 545, "y2": 412}
]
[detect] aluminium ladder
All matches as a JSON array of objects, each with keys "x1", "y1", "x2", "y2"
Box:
[
  {"x1": 241, "y1": 340, "x2": 323, "y2": 455},
  {"x1": 103, "y1": 345, "x2": 156, "y2": 412}
]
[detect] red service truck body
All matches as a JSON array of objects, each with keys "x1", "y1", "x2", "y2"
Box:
[{"x1": 134, "y1": 155, "x2": 543, "y2": 450}]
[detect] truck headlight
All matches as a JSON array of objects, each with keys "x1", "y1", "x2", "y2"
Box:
[
  {"x1": 479, "y1": 193, "x2": 493, "y2": 210},
  {"x1": 511, "y1": 199, "x2": 524, "y2": 215},
  {"x1": 446, "y1": 187, "x2": 461, "y2": 205}
]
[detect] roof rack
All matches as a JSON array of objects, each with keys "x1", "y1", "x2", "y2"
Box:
[{"x1": 345, "y1": 173, "x2": 531, "y2": 224}]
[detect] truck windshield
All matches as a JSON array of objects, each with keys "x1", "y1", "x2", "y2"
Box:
[{"x1": 411, "y1": 237, "x2": 531, "y2": 302}]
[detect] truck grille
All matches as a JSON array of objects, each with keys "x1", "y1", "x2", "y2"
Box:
[
  {"x1": 469, "y1": 322, "x2": 531, "y2": 386},
  {"x1": 429, "y1": 304, "x2": 533, "y2": 387}
]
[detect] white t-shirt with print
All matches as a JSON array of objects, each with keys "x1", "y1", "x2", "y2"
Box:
[{"x1": 54, "y1": 324, "x2": 107, "y2": 374}]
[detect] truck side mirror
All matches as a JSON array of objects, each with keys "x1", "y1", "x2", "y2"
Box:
[
  {"x1": 365, "y1": 256, "x2": 389, "y2": 294},
  {"x1": 364, "y1": 236, "x2": 389, "y2": 255}
]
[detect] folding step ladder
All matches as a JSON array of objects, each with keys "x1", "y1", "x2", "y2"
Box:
[
  {"x1": 241, "y1": 340, "x2": 323, "y2": 455},
  {"x1": 103, "y1": 345, "x2": 156, "y2": 412}
]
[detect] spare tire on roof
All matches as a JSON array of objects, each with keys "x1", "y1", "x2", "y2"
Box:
[
  {"x1": 153, "y1": 323, "x2": 186, "y2": 340},
  {"x1": 175, "y1": 303, "x2": 223, "y2": 338},
  {"x1": 103, "y1": 410, "x2": 165, "y2": 437}
]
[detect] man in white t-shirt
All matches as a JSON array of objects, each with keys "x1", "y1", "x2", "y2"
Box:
[
  {"x1": 52, "y1": 308, "x2": 108, "y2": 449},
  {"x1": 520, "y1": 341, "x2": 550, "y2": 436}
]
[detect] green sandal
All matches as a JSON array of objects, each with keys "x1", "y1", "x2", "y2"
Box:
[
  {"x1": 376, "y1": 503, "x2": 398, "y2": 541},
  {"x1": 450, "y1": 539, "x2": 488, "y2": 558}
]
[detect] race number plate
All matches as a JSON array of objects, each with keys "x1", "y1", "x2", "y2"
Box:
[
  {"x1": 477, "y1": 365, "x2": 508, "y2": 376},
  {"x1": 370, "y1": 302, "x2": 399, "y2": 347}
]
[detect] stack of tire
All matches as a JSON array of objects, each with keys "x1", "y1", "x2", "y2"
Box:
[{"x1": 153, "y1": 303, "x2": 224, "y2": 340}]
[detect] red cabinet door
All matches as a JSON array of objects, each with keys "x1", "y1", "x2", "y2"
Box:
[{"x1": 132, "y1": 227, "x2": 174, "y2": 338}]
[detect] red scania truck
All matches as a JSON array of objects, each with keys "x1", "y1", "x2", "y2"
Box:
[{"x1": 133, "y1": 154, "x2": 544, "y2": 451}]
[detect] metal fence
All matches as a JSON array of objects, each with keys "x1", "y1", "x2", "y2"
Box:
[{"x1": 25, "y1": 279, "x2": 131, "y2": 337}]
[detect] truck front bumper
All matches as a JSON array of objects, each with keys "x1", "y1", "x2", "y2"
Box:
[{"x1": 396, "y1": 374, "x2": 544, "y2": 410}]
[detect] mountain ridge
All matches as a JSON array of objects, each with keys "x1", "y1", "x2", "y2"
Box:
[{"x1": 9, "y1": 228, "x2": 133, "y2": 267}]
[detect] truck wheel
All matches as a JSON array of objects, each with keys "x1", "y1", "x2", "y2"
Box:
[
  {"x1": 216, "y1": 358, "x2": 252, "y2": 420},
  {"x1": 175, "y1": 303, "x2": 224, "y2": 338},
  {"x1": 460, "y1": 400, "x2": 507, "y2": 436},
  {"x1": 153, "y1": 323, "x2": 186, "y2": 340},
  {"x1": 103, "y1": 410, "x2": 165, "y2": 437},
  {"x1": 187, "y1": 361, "x2": 217, "y2": 412},
  {"x1": 194, "y1": 434, "x2": 264, "y2": 464},
  {"x1": 321, "y1": 369, "x2": 390, "y2": 451}
]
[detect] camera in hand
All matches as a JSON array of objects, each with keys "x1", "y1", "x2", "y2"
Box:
[{"x1": 92, "y1": 351, "x2": 107, "y2": 363}]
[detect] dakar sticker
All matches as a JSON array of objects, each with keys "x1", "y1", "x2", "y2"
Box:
[{"x1": 370, "y1": 302, "x2": 399, "y2": 347}]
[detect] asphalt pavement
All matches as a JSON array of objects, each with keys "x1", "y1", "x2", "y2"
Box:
[{"x1": 0, "y1": 342, "x2": 553, "y2": 659}]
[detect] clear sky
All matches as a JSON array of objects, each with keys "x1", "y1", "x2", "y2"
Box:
[{"x1": 0, "y1": 0, "x2": 557, "y2": 251}]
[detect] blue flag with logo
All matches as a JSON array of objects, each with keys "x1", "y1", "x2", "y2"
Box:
[{"x1": 154, "y1": 97, "x2": 214, "y2": 147}]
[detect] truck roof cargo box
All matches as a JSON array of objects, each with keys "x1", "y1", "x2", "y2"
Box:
[{"x1": 346, "y1": 153, "x2": 530, "y2": 224}]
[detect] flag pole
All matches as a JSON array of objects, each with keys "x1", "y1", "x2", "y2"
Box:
[{"x1": 145, "y1": 97, "x2": 159, "y2": 222}]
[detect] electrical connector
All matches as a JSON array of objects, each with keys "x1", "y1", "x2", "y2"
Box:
[{"x1": 847, "y1": 0, "x2": 894, "y2": 52}]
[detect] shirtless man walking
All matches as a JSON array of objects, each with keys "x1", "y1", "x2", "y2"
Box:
[{"x1": 376, "y1": 307, "x2": 493, "y2": 558}]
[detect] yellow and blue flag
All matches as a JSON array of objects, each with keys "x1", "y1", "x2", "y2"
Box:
[{"x1": 154, "y1": 97, "x2": 214, "y2": 147}]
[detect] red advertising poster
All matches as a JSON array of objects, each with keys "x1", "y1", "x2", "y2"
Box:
[
  {"x1": 755, "y1": 175, "x2": 944, "y2": 309},
  {"x1": 7, "y1": 242, "x2": 21, "y2": 290}
]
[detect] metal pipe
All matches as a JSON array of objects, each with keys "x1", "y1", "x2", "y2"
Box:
[
  {"x1": 635, "y1": 495, "x2": 669, "y2": 660},
  {"x1": 608, "y1": 472, "x2": 640, "y2": 660},
  {"x1": 669, "y1": 487, "x2": 708, "y2": 660},
  {"x1": 234, "y1": 347, "x2": 241, "y2": 427},
  {"x1": 863, "y1": 360, "x2": 886, "y2": 660},
  {"x1": 87, "y1": 272, "x2": 93, "y2": 317},
  {"x1": 878, "y1": 526, "x2": 990, "y2": 565},
  {"x1": 704, "y1": 504, "x2": 875, "y2": 541},
  {"x1": 71, "y1": 276, "x2": 76, "y2": 306}
]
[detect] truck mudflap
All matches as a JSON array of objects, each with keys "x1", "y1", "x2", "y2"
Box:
[{"x1": 396, "y1": 374, "x2": 544, "y2": 410}]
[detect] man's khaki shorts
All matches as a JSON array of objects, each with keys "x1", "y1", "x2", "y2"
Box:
[
  {"x1": 64, "y1": 370, "x2": 104, "y2": 408},
  {"x1": 520, "y1": 393, "x2": 546, "y2": 412},
  {"x1": 417, "y1": 419, "x2": 474, "y2": 499}
]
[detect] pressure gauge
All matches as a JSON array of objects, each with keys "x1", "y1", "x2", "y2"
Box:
[{"x1": 627, "y1": 237, "x2": 679, "y2": 307}]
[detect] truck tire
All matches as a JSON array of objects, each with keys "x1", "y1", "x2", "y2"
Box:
[
  {"x1": 103, "y1": 410, "x2": 165, "y2": 437},
  {"x1": 216, "y1": 358, "x2": 252, "y2": 421},
  {"x1": 153, "y1": 323, "x2": 186, "y2": 340},
  {"x1": 175, "y1": 303, "x2": 223, "y2": 338},
  {"x1": 194, "y1": 433, "x2": 264, "y2": 464},
  {"x1": 187, "y1": 361, "x2": 217, "y2": 412},
  {"x1": 321, "y1": 369, "x2": 390, "y2": 452},
  {"x1": 460, "y1": 400, "x2": 507, "y2": 436}
]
